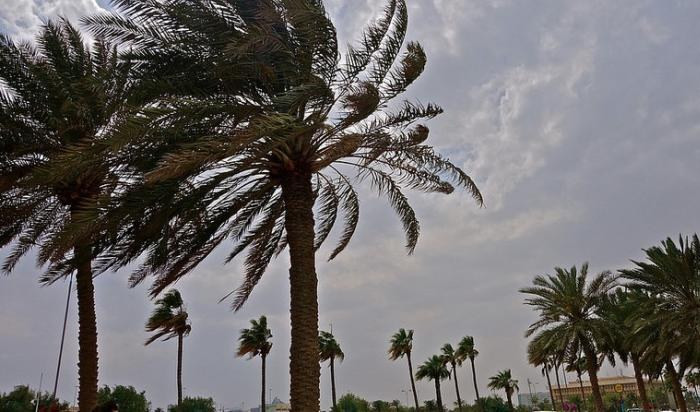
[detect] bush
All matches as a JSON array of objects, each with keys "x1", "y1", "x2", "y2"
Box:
[{"x1": 168, "y1": 396, "x2": 216, "y2": 412}]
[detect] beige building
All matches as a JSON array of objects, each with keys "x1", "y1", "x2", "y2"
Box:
[{"x1": 552, "y1": 375, "x2": 663, "y2": 400}]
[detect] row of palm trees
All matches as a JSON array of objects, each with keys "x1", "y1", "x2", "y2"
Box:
[
  {"x1": 0, "y1": 1, "x2": 482, "y2": 410},
  {"x1": 521, "y1": 234, "x2": 700, "y2": 412}
]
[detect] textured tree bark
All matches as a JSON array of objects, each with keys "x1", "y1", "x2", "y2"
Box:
[
  {"x1": 583, "y1": 342, "x2": 605, "y2": 412},
  {"x1": 74, "y1": 241, "x2": 98, "y2": 412},
  {"x1": 330, "y1": 356, "x2": 337, "y2": 410},
  {"x1": 261, "y1": 353, "x2": 266, "y2": 412},
  {"x1": 282, "y1": 174, "x2": 320, "y2": 412},
  {"x1": 666, "y1": 359, "x2": 688, "y2": 412},
  {"x1": 470, "y1": 357, "x2": 482, "y2": 412},
  {"x1": 435, "y1": 379, "x2": 444, "y2": 412},
  {"x1": 631, "y1": 353, "x2": 651, "y2": 412},
  {"x1": 177, "y1": 332, "x2": 183, "y2": 407},
  {"x1": 452, "y1": 362, "x2": 463, "y2": 411},
  {"x1": 544, "y1": 363, "x2": 557, "y2": 411},
  {"x1": 407, "y1": 353, "x2": 420, "y2": 411}
]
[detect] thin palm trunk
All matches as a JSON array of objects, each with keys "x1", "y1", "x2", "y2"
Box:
[
  {"x1": 470, "y1": 357, "x2": 482, "y2": 412},
  {"x1": 631, "y1": 353, "x2": 651, "y2": 412},
  {"x1": 75, "y1": 240, "x2": 98, "y2": 412},
  {"x1": 282, "y1": 174, "x2": 320, "y2": 412},
  {"x1": 452, "y1": 362, "x2": 463, "y2": 411},
  {"x1": 544, "y1": 363, "x2": 557, "y2": 411},
  {"x1": 506, "y1": 388, "x2": 514, "y2": 411},
  {"x1": 576, "y1": 369, "x2": 586, "y2": 405},
  {"x1": 330, "y1": 356, "x2": 337, "y2": 410},
  {"x1": 407, "y1": 353, "x2": 420, "y2": 411},
  {"x1": 582, "y1": 343, "x2": 605, "y2": 412},
  {"x1": 554, "y1": 362, "x2": 564, "y2": 409},
  {"x1": 261, "y1": 353, "x2": 267, "y2": 412},
  {"x1": 435, "y1": 379, "x2": 444, "y2": 412},
  {"x1": 177, "y1": 332, "x2": 183, "y2": 407},
  {"x1": 666, "y1": 359, "x2": 688, "y2": 412}
]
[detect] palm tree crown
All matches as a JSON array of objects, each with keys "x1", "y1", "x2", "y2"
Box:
[
  {"x1": 488, "y1": 369, "x2": 519, "y2": 410},
  {"x1": 237, "y1": 316, "x2": 273, "y2": 359},
  {"x1": 319, "y1": 331, "x2": 344, "y2": 363},
  {"x1": 145, "y1": 289, "x2": 191, "y2": 344},
  {"x1": 388, "y1": 328, "x2": 413, "y2": 360}
]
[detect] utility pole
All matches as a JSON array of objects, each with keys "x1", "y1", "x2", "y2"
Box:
[{"x1": 35, "y1": 373, "x2": 43, "y2": 412}]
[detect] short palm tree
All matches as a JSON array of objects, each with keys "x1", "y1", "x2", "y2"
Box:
[
  {"x1": 389, "y1": 328, "x2": 420, "y2": 410},
  {"x1": 526, "y1": 336, "x2": 559, "y2": 411},
  {"x1": 487, "y1": 369, "x2": 519, "y2": 411},
  {"x1": 145, "y1": 289, "x2": 191, "y2": 407},
  {"x1": 237, "y1": 315, "x2": 273, "y2": 412},
  {"x1": 319, "y1": 330, "x2": 344, "y2": 411},
  {"x1": 565, "y1": 351, "x2": 588, "y2": 406},
  {"x1": 620, "y1": 235, "x2": 700, "y2": 412},
  {"x1": 520, "y1": 263, "x2": 616, "y2": 412},
  {"x1": 0, "y1": 20, "x2": 133, "y2": 412},
  {"x1": 85, "y1": 2, "x2": 482, "y2": 410},
  {"x1": 416, "y1": 355, "x2": 450, "y2": 412},
  {"x1": 456, "y1": 336, "x2": 482, "y2": 410},
  {"x1": 441, "y1": 343, "x2": 464, "y2": 411}
]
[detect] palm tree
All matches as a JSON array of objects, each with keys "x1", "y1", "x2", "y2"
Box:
[
  {"x1": 520, "y1": 263, "x2": 616, "y2": 412},
  {"x1": 441, "y1": 343, "x2": 464, "y2": 411},
  {"x1": 565, "y1": 352, "x2": 588, "y2": 407},
  {"x1": 488, "y1": 369, "x2": 519, "y2": 411},
  {"x1": 527, "y1": 336, "x2": 559, "y2": 411},
  {"x1": 620, "y1": 235, "x2": 700, "y2": 412},
  {"x1": 319, "y1": 330, "x2": 344, "y2": 411},
  {"x1": 456, "y1": 336, "x2": 482, "y2": 410},
  {"x1": 389, "y1": 328, "x2": 420, "y2": 411},
  {"x1": 237, "y1": 315, "x2": 273, "y2": 412},
  {"x1": 0, "y1": 20, "x2": 134, "y2": 412},
  {"x1": 416, "y1": 355, "x2": 450, "y2": 412},
  {"x1": 86, "y1": 2, "x2": 482, "y2": 410},
  {"x1": 145, "y1": 289, "x2": 191, "y2": 408}
]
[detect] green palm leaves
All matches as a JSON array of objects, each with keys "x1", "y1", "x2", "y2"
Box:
[
  {"x1": 416, "y1": 355, "x2": 450, "y2": 412},
  {"x1": 389, "y1": 328, "x2": 419, "y2": 410},
  {"x1": 319, "y1": 330, "x2": 343, "y2": 410},
  {"x1": 237, "y1": 315, "x2": 272, "y2": 412},
  {"x1": 487, "y1": 369, "x2": 518, "y2": 411}
]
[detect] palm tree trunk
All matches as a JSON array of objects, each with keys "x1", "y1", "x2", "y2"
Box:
[
  {"x1": 506, "y1": 388, "x2": 514, "y2": 411},
  {"x1": 281, "y1": 174, "x2": 320, "y2": 412},
  {"x1": 582, "y1": 342, "x2": 605, "y2": 412},
  {"x1": 666, "y1": 359, "x2": 688, "y2": 412},
  {"x1": 576, "y1": 369, "x2": 586, "y2": 406},
  {"x1": 408, "y1": 353, "x2": 420, "y2": 411},
  {"x1": 631, "y1": 353, "x2": 651, "y2": 412},
  {"x1": 435, "y1": 379, "x2": 444, "y2": 412},
  {"x1": 544, "y1": 363, "x2": 557, "y2": 411},
  {"x1": 177, "y1": 332, "x2": 183, "y2": 407},
  {"x1": 470, "y1": 357, "x2": 482, "y2": 412},
  {"x1": 453, "y1": 363, "x2": 463, "y2": 411},
  {"x1": 554, "y1": 362, "x2": 564, "y2": 409},
  {"x1": 261, "y1": 353, "x2": 266, "y2": 412},
  {"x1": 330, "y1": 356, "x2": 337, "y2": 410},
  {"x1": 74, "y1": 242, "x2": 98, "y2": 412}
]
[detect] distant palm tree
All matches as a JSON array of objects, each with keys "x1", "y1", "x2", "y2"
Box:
[
  {"x1": 487, "y1": 369, "x2": 519, "y2": 411},
  {"x1": 565, "y1": 352, "x2": 588, "y2": 406},
  {"x1": 520, "y1": 263, "x2": 616, "y2": 412},
  {"x1": 526, "y1": 336, "x2": 559, "y2": 411},
  {"x1": 319, "y1": 330, "x2": 344, "y2": 411},
  {"x1": 237, "y1": 316, "x2": 273, "y2": 412},
  {"x1": 145, "y1": 289, "x2": 191, "y2": 407},
  {"x1": 389, "y1": 329, "x2": 420, "y2": 411},
  {"x1": 416, "y1": 355, "x2": 450, "y2": 412},
  {"x1": 456, "y1": 336, "x2": 482, "y2": 410},
  {"x1": 441, "y1": 343, "x2": 463, "y2": 411},
  {"x1": 0, "y1": 19, "x2": 134, "y2": 412}
]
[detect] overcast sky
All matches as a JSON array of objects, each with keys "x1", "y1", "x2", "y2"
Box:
[{"x1": 2, "y1": 0, "x2": 700, "y2": 410}]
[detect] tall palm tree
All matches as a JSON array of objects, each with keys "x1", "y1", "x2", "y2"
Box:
[
  {"x1": 527, "y1": 335, "x2": 559, "y2": 411},
  {"x1": 0, "y1": 20, "x2": 133, "y2": 412},
  {"x1": 389, "y1": 328, "x2": 420, "y2": 411},
  {"x1": 441, "y1": 343, "x2": 464, "y2": 411},
  {"x1": 319, "y1": 330, "x2": 344, "y2": 411},
  {"x1": 620, "y1": 235, "x2": 700, "y2": 412},
  {"x1": 86, "y1": 2, "x2": 482, "y2": 410},
  {"x1": 237, "y1": 315, "x2": 273, "y2": 412},
  {"x1": 456, "y1": 336, "x2": 482, "y2": 410},
  {"x1": 520, "y1": 263, "x2": 616, "y2": 412},
  {"x1": 487, "y1": 369, "x2": 519, "y2": 411},
  {"x1": 145, "y1": 289, "x2": 191, "y2": 408},
  {"x1": 416, "y1": 355, "x2": 450, "y2": 412}
]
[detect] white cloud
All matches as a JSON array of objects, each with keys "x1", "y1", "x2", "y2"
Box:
[{"x1": 0, "y1": 0, "x2": 105, "y2": 39}]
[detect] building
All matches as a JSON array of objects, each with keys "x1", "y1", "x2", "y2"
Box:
[
  {"x1": 519, "y1": 392, "x2": 552, "y2": 407},
  {"x1": 249, "y1": 397, "x2": 291, "y2": 412},
  {"x1": 552, "y1": 375, "x2": 663, "y2": 401}
]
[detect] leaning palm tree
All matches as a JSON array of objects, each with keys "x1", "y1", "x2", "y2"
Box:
[
  {"x1": 456, "y1": 336, "x2": 482, "y2": 410},
  {"x1": 389, "y1": 328, "x2": 420, "y2": 411},
  {"x1": 85, "y1": 2, "x2": 482, "y2": 410},
  {"x1": 145, "y1": 289, "x2": 191, "y2": 408},
  {"x1": 620, "y1": 235, "x2": 700, "y2": 412},
  {"x1": 441, "y1": 343, "x2": 464, "y2": 411},
  {"x1": 237, "y1": 315, "x2": 273, "y2": 412},
  {"x1": 416, "y1": 355, "x2": 450, "y2": 412},
  {"x1": 0, "y1": 20, "x2": 134, "y2": 412},
  {"x1": 488, "y1": 370, "x2": 519, "y2": 411},
  {"x1": 520, "y1": 264, "x2": 616, "y2": 412},
  {"x1": 319, "y1": 330, "x2": 344, "y2": 411}
]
